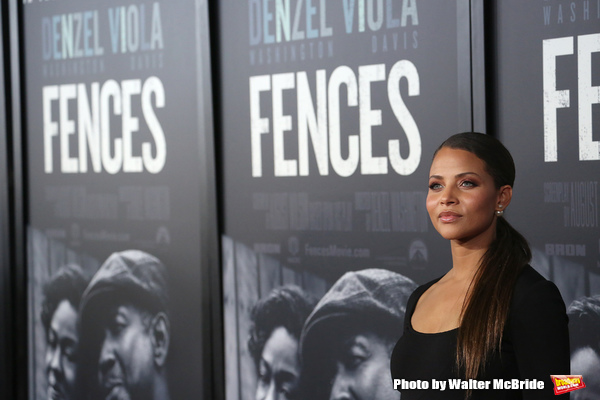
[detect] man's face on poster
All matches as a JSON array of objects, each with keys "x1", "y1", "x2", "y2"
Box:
[
  {"x1": 96, "y1": 302, "x2": 155, "y2": 400},
  {"x1": 46, "y1": 299, "x2": 79, "y2": 400},
  {"x1": 328, "y1": 331, "x2": 399, "y2": 400}
]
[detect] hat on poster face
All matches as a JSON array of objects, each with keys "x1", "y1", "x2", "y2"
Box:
[
  {"x1": 300, "y1": 268, "x2": 417, "y2": 355},
  {"x1": 80, "y1": 250, "x2": 169, "y2": 324}
]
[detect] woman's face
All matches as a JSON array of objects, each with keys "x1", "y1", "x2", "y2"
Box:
[
  {"x1": 328, "y1": 331, "x2": 399, "y2": 400},
  {"x1": 426, "y1": 147, "x2": 509, "y2": 246},
  {"x1": 255, "y1": 326, "x2": 301, "y2": 400},
  {"x1": 46, "y1": 300, "x2": 79, "y2": 400}
]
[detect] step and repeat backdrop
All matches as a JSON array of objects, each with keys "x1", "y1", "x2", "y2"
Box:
[
  {"x1": 22, "y1": 0, "x2": 215, "y2": 399},
  {"x1": 491, "y1": 0, "x2": 600, "y2": 396},
  {"x1": 216, "y1": 1, "x2": 475, "y2": 399}
]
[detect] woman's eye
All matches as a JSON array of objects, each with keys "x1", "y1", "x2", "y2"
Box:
[
  {"x1": 429, "y1": 183, "x2": 442, "y2": 190},
  {"x1": 460, "y1": 180, "x2": 476, "y2": 187}
]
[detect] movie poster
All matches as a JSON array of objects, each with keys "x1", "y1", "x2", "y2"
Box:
[
  {"x1": 23, "y1": 0, "x2": 215, "y2": 399},
  {"x1": 216, "y1": 1, "x2": 474, "y2": 399},
  {"x1": 491, "y1": 0, "x2": 600, "y2": 393}
]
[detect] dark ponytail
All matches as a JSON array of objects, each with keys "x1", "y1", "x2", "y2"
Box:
[
  {"x1": 434, "y1": 133, "x2": 531, "y2": 386},
  {"x1": 457, "y1": 216, "x2": 531, "y2": 383}
]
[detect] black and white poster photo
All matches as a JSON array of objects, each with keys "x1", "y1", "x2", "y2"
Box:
[
  {"x1": 222, "y1": 238, "x2": 419, "y2": 400},
  {"x1": 40, "y1": 250, "x2": 172, "y2": 400}
]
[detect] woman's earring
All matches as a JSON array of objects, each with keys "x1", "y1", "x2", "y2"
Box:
[{"x1": 496, "y1": 209, "x2": 504, "y2": 217}]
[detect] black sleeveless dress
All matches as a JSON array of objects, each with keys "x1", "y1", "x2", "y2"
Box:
[{"x1": 390, "y1": 265, "x2": 570, "y2": 400}]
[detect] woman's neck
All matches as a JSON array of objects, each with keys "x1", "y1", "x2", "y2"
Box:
[{"x1": 448, "y1": 233, "x2": 493, "y2": 282}]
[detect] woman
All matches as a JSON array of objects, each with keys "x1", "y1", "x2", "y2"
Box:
[
  {"x1": 248, "y1": 285, "x2": 316, "y2": 400},
  {"x1": 41, "y1": 264, "x2": 89, "y2": 400},
  {"x1": 390, "y1": 132, "x2": 570, "y2": 399}
]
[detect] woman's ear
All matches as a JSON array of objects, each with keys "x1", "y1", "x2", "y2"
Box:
[{"x1": 497, "y1": 185, "x2": 513, "y2": 210}]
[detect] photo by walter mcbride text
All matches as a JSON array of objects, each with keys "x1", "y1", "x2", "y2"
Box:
[{"x1": 394, "y1": 378, "x2": 546, "y2": 391}]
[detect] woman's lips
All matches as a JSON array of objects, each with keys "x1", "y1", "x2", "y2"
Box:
[{"x1": 439, "y1": 211, "x2": 462, "y2": 223}]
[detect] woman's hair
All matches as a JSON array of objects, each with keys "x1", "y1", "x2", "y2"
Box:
[
  {"x1": 41, "y1": 264, "x2": 88, "y2": 333},
  {"x1": 434, "y1": 132, "x2": 531, "y2": 383},
  {"x1": 248, "y1": 285, "x2": 316, "y2": 367}
]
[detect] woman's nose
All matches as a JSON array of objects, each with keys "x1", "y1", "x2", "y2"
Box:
[{"x1": 440, "y1": 186, "x2": 458, "y2": 205}]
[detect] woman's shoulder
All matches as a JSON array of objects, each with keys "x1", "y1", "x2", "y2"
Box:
[
  {"x1": 504, "y1": 265, "x2": 570, "y2": 381},
  {"x1": 401, "y1": 276, "x2": 444, "y2": 331},
  {"x1": 510, "y1": 264, "x2": 566, "y2": 312},
  {"x1": 405, "y1": 276, "x2": 444, "y2": 312},
  {"x1": 515, "y1": 264, "x2": 548, "y2": 285},
  {"x1": 412, "y1": 276, "x2": 444, "y2": 298}
]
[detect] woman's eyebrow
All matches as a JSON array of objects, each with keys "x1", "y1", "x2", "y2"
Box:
[
  {"x1": 456, "y1": 172, "x2": 481, "y2": 178},
  {"x1": 429, "y1": 172, "x2": 481, "y2": 179}
]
